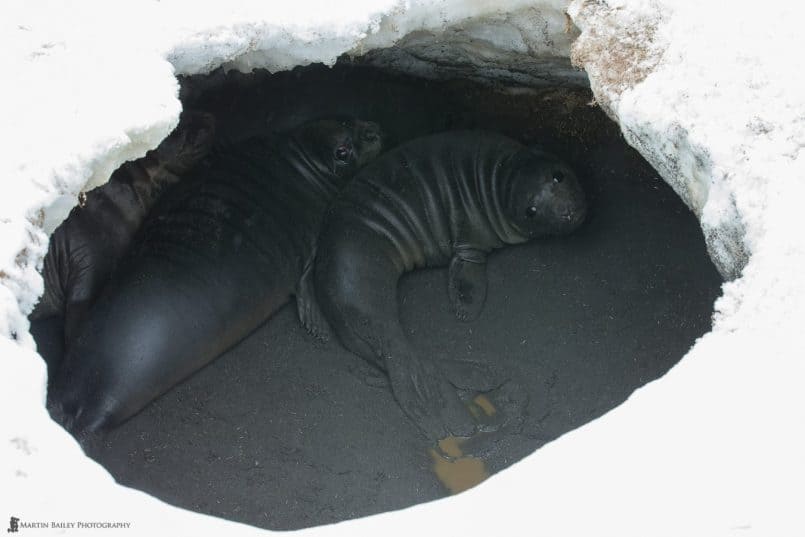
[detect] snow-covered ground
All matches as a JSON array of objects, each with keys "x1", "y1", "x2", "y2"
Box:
[{"x1": 1, "y1": 0, "x2": 803, "y2": 535}]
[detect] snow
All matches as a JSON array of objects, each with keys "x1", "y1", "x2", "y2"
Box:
[{"x1": 2, "y1": 0, "x2": 804, "y2": 535}]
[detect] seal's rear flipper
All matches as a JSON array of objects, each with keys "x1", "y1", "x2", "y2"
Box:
[
  {"x1": 434, "y1": 359, "x2": 530, "y2": 459},
  {"x1": 386, "y1": 352, "x2": 477, "y2": 440},
  {"x1": 348, "y1": 360, "x2": 390, "y2": 388},
  {"x1": 295, "y1": 259, "x2": 332, "y2": 342},
  {"x1": 439, "y1": 358, "x2": 506, "y2": 392},
  {"x1": 457, "y1": 380, "x2": 529, "y2": 459}
]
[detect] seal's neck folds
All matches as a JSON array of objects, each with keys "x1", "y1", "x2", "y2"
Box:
[
  {"x1": 282, "y1": 136, "x2": 344, "y2": 202},
  {"x1": 480, "y1": 152, "x2": 528, "y2": 246}
]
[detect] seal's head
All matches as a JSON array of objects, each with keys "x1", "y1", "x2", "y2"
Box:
[
  {"x1": 292, "y1": 118, "x2": 384, "y2": 178},
  {"x1": 504, "y1": 148, "x2": 587, "y2": 239}
]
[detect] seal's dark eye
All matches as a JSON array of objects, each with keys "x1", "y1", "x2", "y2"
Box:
[
  {"x1": 334, "y1": 145, "x2": 351, "y2": 162},
  {"x1": 525, "y1": 206, "x2": 538, "y2": 219},
  {"x1": 553, "y1": 171, "x2": 565, "y2": 183}
]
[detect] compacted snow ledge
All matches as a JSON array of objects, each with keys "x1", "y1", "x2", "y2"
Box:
[{"x1": 2, "y1": 0, "x2": 804, "y2": 535}]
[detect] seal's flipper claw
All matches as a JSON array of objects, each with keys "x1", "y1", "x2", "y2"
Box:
[
  {"x1": 448, "y1": 252, "x2": 488, "y2": 322},
  {"x1": 295, "y1": 260, "x2": 332, "y2": 342}
]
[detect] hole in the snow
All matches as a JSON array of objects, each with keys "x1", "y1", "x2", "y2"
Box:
[{"x1": 30, "y1": 59, "x2": 721, "y2": 530}]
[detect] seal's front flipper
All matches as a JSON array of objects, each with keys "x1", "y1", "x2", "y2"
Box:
[
  {"x1": 295, "y1": 260, "x2": 332, "y2": 342},
  {"x1": 448, "y1": 251, "x2": 488, "y2": 322}
]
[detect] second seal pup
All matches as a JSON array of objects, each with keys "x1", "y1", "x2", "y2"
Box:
[
  {"x1": 51, "y1": 118, "x2": 383, "y2": 433},
  {"x1": 310, "y1": 130, "x2": 587, "y2": 441}
]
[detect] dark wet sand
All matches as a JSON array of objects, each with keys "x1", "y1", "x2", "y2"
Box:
[{"x1": 33, "y1": 63, "x2": 722, "y2": 530}]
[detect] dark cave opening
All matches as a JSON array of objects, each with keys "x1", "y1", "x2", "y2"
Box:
[{"x1": 31, "y1": 59, "x2": 721, "y2": 531}]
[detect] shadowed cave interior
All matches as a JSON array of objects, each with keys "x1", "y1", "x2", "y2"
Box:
[{"x1": 31, "y1": 59, "x2": 722, "y2": 530}]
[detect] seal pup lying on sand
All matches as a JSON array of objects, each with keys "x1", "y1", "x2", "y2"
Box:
[
  {"x1": 51, "y1": 118, "x2": 383, "y2": 434},
  {"x1": 31, "y1": 111, "x2": 216, "y2": 346},
  {"x1": 307, "y1": 130, "x2": 587, "y2": 442}
]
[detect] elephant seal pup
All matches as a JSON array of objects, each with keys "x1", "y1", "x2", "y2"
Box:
[
  {"x1": 309, "y1": 130, "x2": 587, "y2": 441},
  {"x1": 31, "y1": 110, "x2": 216, "y2": 345},
  {"x1": 51, "y1": 118, "x2": 383, "y2": 434}
]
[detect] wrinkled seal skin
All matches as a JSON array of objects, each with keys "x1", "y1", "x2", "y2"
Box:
[
  {"x1": 31, "y1": 110, "x2": 216, "y2": 346},
  {"x1": 51, "y1": 118, "x2": 383, "y2": 434},
  {"x1": 310, "y1": 130, "x2": 587, "y2": 442}
]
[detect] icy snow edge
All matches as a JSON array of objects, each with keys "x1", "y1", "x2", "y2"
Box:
[{"x1": 2, "y1": 0, "x2": 804, "y2": 535}]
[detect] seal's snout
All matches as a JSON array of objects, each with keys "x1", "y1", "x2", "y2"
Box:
[
  {"x1": 353, "y1": 120, "x2": 384, "y2": 167},
  {"x1": 550, "y1": 182, "x2": 588, "y2": 235},
  {"x1": 360, "y1": 127, "x2": 381, "y2": 143},
  {"x1": 563, "y1": 203, "x2": 587, "y2": 227},
  {"x1": 357, "y1": 121, "x2": 384, "y2": 146}
]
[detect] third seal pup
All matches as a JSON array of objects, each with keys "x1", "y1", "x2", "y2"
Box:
[
  {"x1": 51, "y1": 118, "x2": 383, "y2": 433},
  {"x1": 31, "y1": 110, "x2": 216, "y2": 346},
  {"x1": 309, "y1": 130, "x2": 587, "y2": 441}
]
